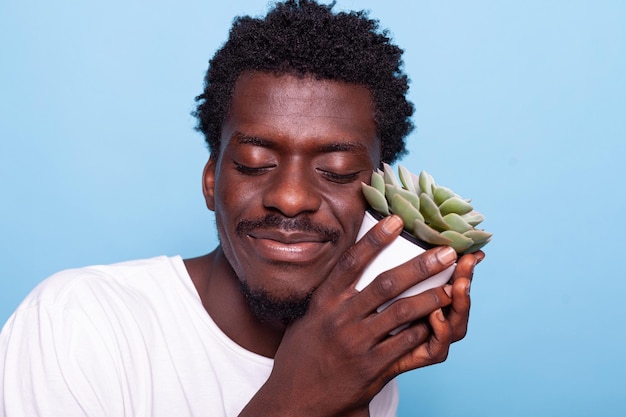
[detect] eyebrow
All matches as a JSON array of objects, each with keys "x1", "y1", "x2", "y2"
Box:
[
  {"x1": 233, "y1": 132, "x2": 368, "y2": 154},
  {"x1": 234, "y1": 133, "x2": 275, "y2": 148},
  {"x1": 314, "y1": 142, "x2": 367, "y2": 153}
]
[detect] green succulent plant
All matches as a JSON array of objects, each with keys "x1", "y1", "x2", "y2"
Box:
[{"x1": 361, "y1": 163, "x2": 492, "y2": 254}]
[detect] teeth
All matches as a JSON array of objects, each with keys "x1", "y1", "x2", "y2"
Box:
[{"x1": 362, "y1": 164, "x2": 492, "y2": 254}]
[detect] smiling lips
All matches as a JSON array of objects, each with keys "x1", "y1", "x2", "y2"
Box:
[{"x1": 247, "y1": 230, "x2": 333, "y2": 264}]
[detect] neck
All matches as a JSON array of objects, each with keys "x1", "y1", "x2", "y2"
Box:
[{"x1": 184, "y1": 248, "x2": 285, "y2": 358}]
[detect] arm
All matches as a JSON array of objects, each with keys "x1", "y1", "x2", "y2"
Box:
[{"x1": 240, "y1": 215, "x2": 481, "y2": 417}]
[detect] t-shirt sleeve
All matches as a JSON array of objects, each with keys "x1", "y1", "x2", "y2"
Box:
[{"x1": 0, "y1": 286, "x2": 128, "y2": 416}]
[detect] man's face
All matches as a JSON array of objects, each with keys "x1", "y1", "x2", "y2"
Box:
[{"x1": 203, "y1": 72, "x2": 380, "y2": 320}]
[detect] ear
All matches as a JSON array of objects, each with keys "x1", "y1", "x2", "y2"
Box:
[{"x1": 202, "y1": 156, "x2": 217, "y2": 211}]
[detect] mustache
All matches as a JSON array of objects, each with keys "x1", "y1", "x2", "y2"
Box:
[{"x1": 236, "y1": 214, "x2": 341, "y2": 242}]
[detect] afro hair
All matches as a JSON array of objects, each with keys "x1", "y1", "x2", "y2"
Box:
[{"x1": 193, "y1": 0, "x2": 414, "y2": 163}]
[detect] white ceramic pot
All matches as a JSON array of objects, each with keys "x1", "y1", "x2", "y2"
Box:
[{"x1": 354, "y1": 211, "x2": 456, "y2": 312}]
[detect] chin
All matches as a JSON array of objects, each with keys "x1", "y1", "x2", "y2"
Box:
[{"x1": 237, "y1": 278, "x2": 314, "y2": 325}]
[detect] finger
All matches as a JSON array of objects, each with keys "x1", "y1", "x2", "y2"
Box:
[
  {"x1": 473, "y1": 250, "x2": 486, "y2": 264},
  {"x1": 320, "y1": 215, "x2": 404, "y2": 296},
  {"x1": 365, "y1": 285, "x2": 452, "y2": 337},
  {"x1": 450, "y1": 252, "x2": 477, "y2": 285},
  {"x1": 447, "y1": 253, "x2": 477, "y2": 341},
  {"x1": 354, "y1": 246, "x2": 456, "y2": 315},
  {"x1": 448, "y1": 277, "x2": 471, "y2": 342},
  {"x1": 392, "y1": 308, "x2": 453, "y2": 375},
  {"x1": 369, "y1": 319, "x2": 432, "y2": 380}
]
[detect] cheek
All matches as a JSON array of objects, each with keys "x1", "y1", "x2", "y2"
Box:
[
  {"x1": 212, "y1": 175, "x2": 240, "y2": 230},
  {"x1": 325, "y1": 186, "x2": 369, "y2": 240},
  {"x1": 213, "y1": 172, "x2": 265, "y2": 240},
  {"x1": 214, "y1": 170, "x2": 255, "y2": 209}
]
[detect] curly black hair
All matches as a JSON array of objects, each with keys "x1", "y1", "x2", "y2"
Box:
[{"x1": 193, "y1": 0, "x2": 414, "y2": 163}]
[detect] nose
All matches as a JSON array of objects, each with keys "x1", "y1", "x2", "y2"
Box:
[{"x1": 262, "y1": 162, "x2": 322, "y2": 217}]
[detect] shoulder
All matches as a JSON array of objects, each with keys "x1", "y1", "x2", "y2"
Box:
[{"x1": 13, "y1": 255, "x2": 185, "y2": 315}]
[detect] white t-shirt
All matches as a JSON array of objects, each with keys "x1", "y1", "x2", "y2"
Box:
[{"x1": 0, "y1": 256, "x2": 398, "y2": 416}]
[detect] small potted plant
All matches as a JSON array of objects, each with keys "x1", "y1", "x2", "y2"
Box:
[{"x1": 355, "y1": 163, "x2": 491, "y2": 310}]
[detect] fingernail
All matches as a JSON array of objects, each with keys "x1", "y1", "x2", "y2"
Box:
[
  {"x1": 381, "y1": 215, "x2": 403, "y2": 235},
  {"x1": 474, "y1": 251, "x2": 485, "y2": 264},
  {"x1": 436, "y1": 308, "x2": 446, "y2": 322},
  {"x1": 444, "y1": 285, "x2": 452, "y2": 298},
  {"x1": 436, "y1": 246, "x2": 457, "y2": 265}
]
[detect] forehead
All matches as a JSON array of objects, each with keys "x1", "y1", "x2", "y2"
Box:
[{"x1": 219, "y1": 72, "x2": 380, "y2": 159}]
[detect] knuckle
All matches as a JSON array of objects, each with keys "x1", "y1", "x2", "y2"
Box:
[
  {"x1": 411, "y1": 255, "x2": 434, "y2": 278},
  {"x1": 424, "y1": 288, "x2": 443, "y2": 308},
  {"x1": 399, "y1": 328, "x2": 420, "y2": 350},
  {"x1": 372, "y1": 274, "x2": 396, "y2": 299},
  {"x1": 426, "y1": 344, "x2": 449, "y2": 364},
  {"x1": 336, "y1": 248, "x2": 360, "y2": 272},
  {"x1": 365, "y1": 227, "x2": 387, "y2": 248},
  {"x1": 434, "y1": 349, "x2": 449, "y2": 364},
  {"x1": 453, "y1": 325, "x2": 468, "y2": 342},
  {"x1": 390, "y1": 300, "x2": 413, "y2": 324}
]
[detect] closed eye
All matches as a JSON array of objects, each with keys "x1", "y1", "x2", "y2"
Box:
[
  {"x1": 317, "y1": 169, "x2": 361, "y2": 184},
  {"x1": 234, "y1": 162, "x2": 275, "y2": 176}
]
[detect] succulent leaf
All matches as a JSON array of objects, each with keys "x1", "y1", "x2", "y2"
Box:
[
  {"x1": 398, "y1": 165, "x2": 417, "y2": 193},
  {"x1": 383, "y1": 163, "x2": 400, "y2": 188},
  {"x1": 438, "y1": 196, "x2": 473, "y2": 216},
  {"x1": 442, "y1": 213, "x2": 474, "y2": 233},
  {"x1": 410, "y1": 172, "x2": 422, "y2": 195},
  {"x1": 461, "y1": 211, "x2": 485, "y2": 227},
  {"x1": 391, "y1": 193, "x2": 424, "y2": 231},
  {"x1": 361, "y1": 183, "x2": 390, "y2": 215},
  {"x1": 440, "y1": 230, "x2": 474, "y2": 253},
  {"x1": 371, "y1": 171, "x2": 386, "y2": 195},
  {"x1": 413, "y1": 220, "x2": 453, "y2": 245},
  {"x1": 463, "y1": 237, "x2": 491, "y2": 254},
  {"x1": 418, "y1": 171, "x2": 435, "y2": 198},
  {"x1": 432, "y1": 186, "x2": 456, "y2": 205},
  {"x1": 463, "y1": 229, "x2": 493, "y2": 243},
  {"x1": 419, "y1": 193, "x2": 450, "y2": 230},
  {"x1": 385, "y1": 184, "x2": 419, "y2": 210}
]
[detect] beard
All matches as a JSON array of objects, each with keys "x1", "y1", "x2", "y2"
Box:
[
  {"x1": 230, "y1": 213, "x2": 340, "y2": 325},
  {"x1": 237, "y1": 278, "x2": 313, "y2": 326}
]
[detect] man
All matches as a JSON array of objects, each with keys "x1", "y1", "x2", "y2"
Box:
[{"x1": 0, "y1": 1, "x2": 482, "y2": 416}]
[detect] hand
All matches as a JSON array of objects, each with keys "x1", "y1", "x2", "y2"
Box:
[{"x1": 240, "y1": 215, "x2": 480, "y2": 416}]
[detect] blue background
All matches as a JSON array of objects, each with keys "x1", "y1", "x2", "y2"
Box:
[{"x1": 1, "y1": 1, "x2": 624, "y2": 416}]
